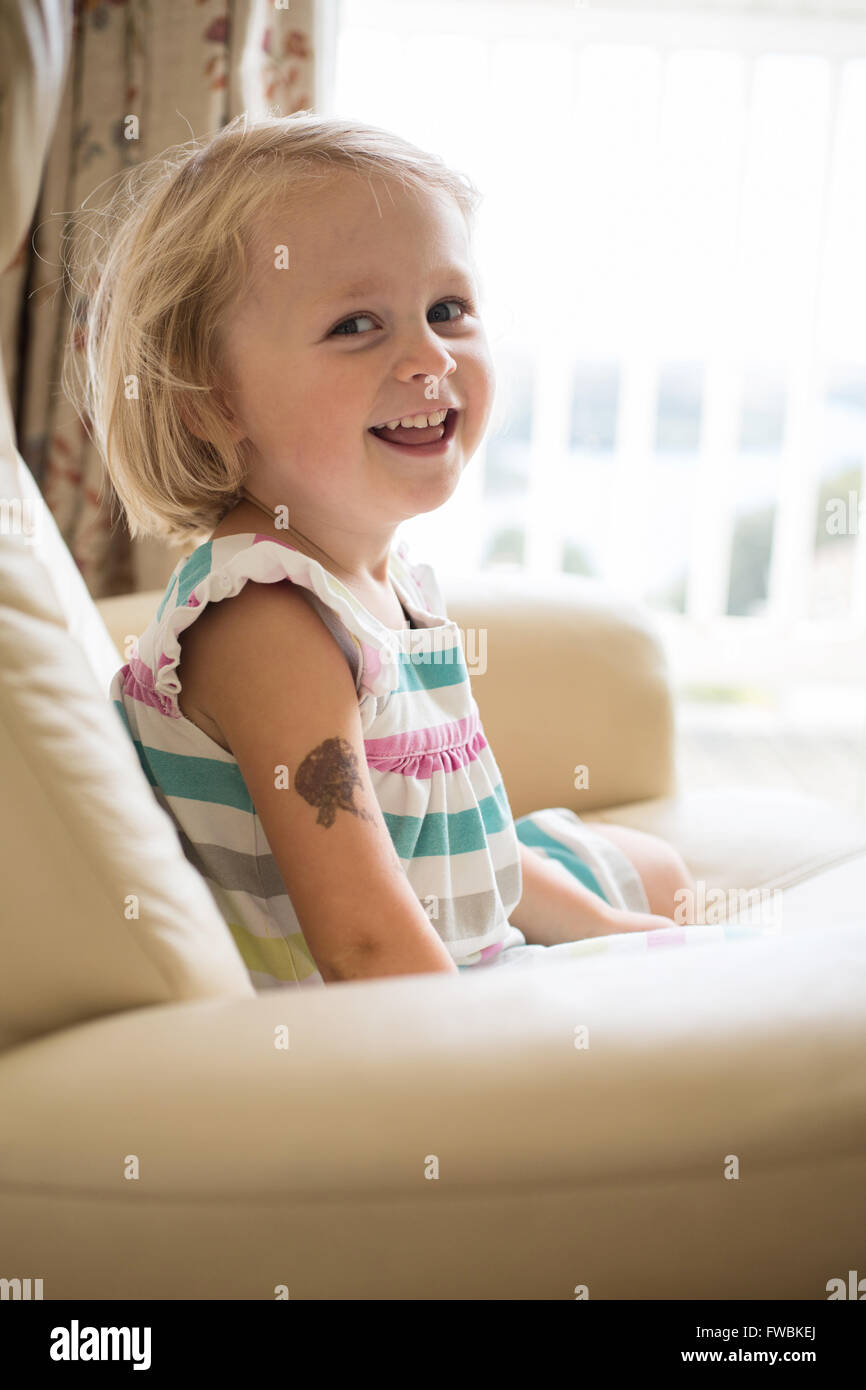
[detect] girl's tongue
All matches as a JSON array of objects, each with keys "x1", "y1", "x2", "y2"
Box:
[{"x1": 371, "y1": 419, "x2": 445, "y2": 446}]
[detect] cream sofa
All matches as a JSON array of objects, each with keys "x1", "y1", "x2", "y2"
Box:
[{"x1": 2, "y1": 0, "x2": 866, "y2": 1301}]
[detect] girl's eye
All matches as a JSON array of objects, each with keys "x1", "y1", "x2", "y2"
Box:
[
  {"x1": 330, "y1": 312, "x2": 377, "y2": 337},
  {"x1": 329, "y1": 297, "x2": 474, "y2": 337},
  {"x1": 428, "y1": 297, "x2": 473, "y2": 325}
]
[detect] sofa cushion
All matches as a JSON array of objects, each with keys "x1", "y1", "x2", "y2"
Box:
[{"x1": 1, "y1": 914, "x2": 863, "y2": 1296}]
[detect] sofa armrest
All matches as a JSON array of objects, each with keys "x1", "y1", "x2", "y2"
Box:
[
  {"x1": 98, "y1": 571, "x2": 678, "y2": 819},
  {"x1": 442, "y1": 570, "x2": 676, "y2": 818}
]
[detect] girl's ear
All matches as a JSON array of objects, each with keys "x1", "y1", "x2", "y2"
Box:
[{"x1": 178, "y1": 383, "x2": 245, "y2": 445}]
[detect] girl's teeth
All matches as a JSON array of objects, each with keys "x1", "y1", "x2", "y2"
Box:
[{"x1": 382, "y1": 410, "x2": 448, "y2": 430}]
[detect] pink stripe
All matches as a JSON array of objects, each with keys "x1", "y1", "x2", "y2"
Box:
[
  {"x1": 479, "y1": 942, "x2": 504, "y2": 962},
  {"x1": 120, "y1": 654, "x2": 179, "y2": 717},
  {"x1": 364, "y1": 711, "x2": 487, "y2": 778},
  {"x1": 648, "y1": 928, "x2": 688, "y2": 948}
]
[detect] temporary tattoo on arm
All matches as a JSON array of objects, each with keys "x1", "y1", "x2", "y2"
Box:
[{"x1": 294, "y1": 736, "x2": 377, "y2": 829}]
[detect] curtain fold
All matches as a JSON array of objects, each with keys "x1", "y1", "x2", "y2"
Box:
[{"x1": 1, "y1": 0, "x2": 318, "y2": 597}]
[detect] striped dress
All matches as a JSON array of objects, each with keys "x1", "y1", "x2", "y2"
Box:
[
  {"x1": 111, "y1": 531, "x2": 686, "y2": 989},
  {"x1": 110, "y1": 532, "x2": 538, "y2": 989}
]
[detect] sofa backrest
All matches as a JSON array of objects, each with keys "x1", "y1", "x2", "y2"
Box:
[
  {"x1": 0, "y1": 0, "x2": 254, "y2": 1051},
  {"x1": 0, "y1": 444, "x2": 255, "y2": 1051}
]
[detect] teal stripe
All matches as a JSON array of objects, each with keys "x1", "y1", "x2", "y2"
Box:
[
  {"x1": 513, "y1": 815, "x2": 609, "y2": 904},
  {"x1": 112, "y1": 698, "x2": 133, "y2": 739},
  {"x1": 176, "y1": 541, "x2": 214, "y2": 607},
  {"x1": 382, "y1": 785, "x2": 513, "y2": 859},
  {"x1": 490, "y1": 777, "x2": 514, "y2": 824},
  {"x1": 391, "y1": 648, "x2": 468, "y2": 693},
  {"x1": 121, "y1": 738, "x2": 254, "y2": 812}
]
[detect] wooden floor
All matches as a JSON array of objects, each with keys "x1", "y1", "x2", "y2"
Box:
[{"x1": 674, "y1": 705, "x2": 866, "y2": 817}]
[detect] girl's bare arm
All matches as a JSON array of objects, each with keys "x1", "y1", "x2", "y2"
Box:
[{"x1": 185, "y1": 579, "x2": 457, "y2": 982}]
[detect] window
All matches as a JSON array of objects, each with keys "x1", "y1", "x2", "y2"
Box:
[{"x1": 331, "y1": 0, "x2": 866, "y2": 763}]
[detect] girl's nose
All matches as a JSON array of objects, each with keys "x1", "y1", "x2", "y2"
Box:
[{"x1": 393, "y1": 330, "x2": 457, "y2": 386}]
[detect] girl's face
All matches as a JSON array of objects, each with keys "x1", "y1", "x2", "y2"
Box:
[{"x1": 217, "y1": 172, "x2": 495, "y2": 540}]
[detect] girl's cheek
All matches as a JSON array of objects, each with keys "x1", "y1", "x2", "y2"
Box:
[{"x1": 470, "y1": 360, "x2": 496, "y2": 420}]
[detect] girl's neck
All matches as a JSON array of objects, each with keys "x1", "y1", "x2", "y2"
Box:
[{"x1": 236, "y1": 488, "x2": 391, "y2": 589}]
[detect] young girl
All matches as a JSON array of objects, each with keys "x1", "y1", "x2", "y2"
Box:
[{"x1": 65, "y1": 112, "x2": 699, "y2": 990}]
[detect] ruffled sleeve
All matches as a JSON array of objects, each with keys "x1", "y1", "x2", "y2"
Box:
[{"x1": 142, "y1": 533, "x2": 407, "y2": 714}]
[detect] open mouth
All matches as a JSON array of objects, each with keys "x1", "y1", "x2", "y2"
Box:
[{"x1": 368, "y1": 408, "x2": 459, "y2": 453}]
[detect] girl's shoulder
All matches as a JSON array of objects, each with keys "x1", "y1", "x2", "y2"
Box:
[{"x1": 134, "y1": 532, "x2": 450, "y2": 720}]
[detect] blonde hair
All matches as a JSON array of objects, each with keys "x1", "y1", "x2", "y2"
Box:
[{"x1": 61, "y1": 111, "x2": 483, "y2": 549}]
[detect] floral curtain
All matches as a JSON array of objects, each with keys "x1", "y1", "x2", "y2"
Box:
[{"x1": 0, "y1": 0, "x2": 318, "y2": 598}]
